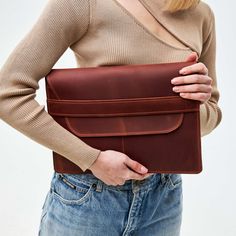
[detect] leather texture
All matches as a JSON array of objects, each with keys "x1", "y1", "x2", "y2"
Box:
[{"x1": 45, "y1": 61, "x2": 202, "y2": 174}]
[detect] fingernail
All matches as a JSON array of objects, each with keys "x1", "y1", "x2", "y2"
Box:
[
  {"x1": 171, "y1": 78, "x2": 176, "y2": 84},
  {"x1": 179, "y1": 69, "x2": 187, "y2": 74},
  {"x1": 172, "y1": 86, "x2": 178, "y2": 92},
  {"x1": 141, "y1": 166, "x2": 148, "y2": 173}
]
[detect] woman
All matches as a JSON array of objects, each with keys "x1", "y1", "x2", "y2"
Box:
[{"x1": 0, "y1": 0, "x2": 222, "y2": 235}]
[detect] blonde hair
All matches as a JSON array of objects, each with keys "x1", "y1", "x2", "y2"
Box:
[{"x1": 163, "y1": 0, "x2": 200, "y2": 13}]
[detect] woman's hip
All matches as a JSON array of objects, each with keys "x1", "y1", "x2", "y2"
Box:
[{"x1": 38, "y1": 171, "x2": 183, "y2": 236}]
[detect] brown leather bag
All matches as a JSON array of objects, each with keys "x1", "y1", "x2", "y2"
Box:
[{"x1": 45, "y1": 61, "x2": 202, "y2": 174}]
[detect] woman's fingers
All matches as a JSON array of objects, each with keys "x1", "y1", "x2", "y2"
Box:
[
  {"x1": 179, "y1": 92, "x2": 211, "y2": 103},
  {"x1": 171, "y1": 61, "x2": 212, "y2": 104},
  {"x1": 171, "y1": 74, "x2": 212, "y2": 85},
  {"x1": 125, "y1": 171, "x2": 148, "y2": 181},
  {"x1": 179, "y1": 62, "x2": 208, "y2": 75},
  {"x1": 124, "y1": 157, "x2": 148, "y2": 175},
  {"x1": 172, "y1": 83, "x2": 212, "y2": 93},
  {"x1": 171, "y1": 73, "x2": 212, "y2": 104},
  {"x1": 184, "y1": 51, "x2": 199, "y2": 63}
]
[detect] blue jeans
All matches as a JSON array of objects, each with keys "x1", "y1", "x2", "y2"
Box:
[{"x1": 38, "y1": 171, "x2": 183, "y2": 236}]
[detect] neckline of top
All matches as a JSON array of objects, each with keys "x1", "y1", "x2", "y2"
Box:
[{"x1": 111, "y1": 0, "x2": 192, "y2": 51}]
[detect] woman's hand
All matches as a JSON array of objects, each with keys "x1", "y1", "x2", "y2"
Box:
[
  {"x1": 88, "y1": 150, "x2": 151, "y2": 186},
  {"x1": 171, "y1": 52, "x2": 213, "y2": 104}
]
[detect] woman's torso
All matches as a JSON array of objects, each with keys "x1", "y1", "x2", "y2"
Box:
[
  {"x1": 113, "y1": 0, "x2": 190, "y2": 49},
  {"x1": 69, "y1": 0, "x2": 210, "y2": 67}
]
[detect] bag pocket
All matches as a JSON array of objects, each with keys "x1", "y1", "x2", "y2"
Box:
[{"x1": 51, "y1": 173, "x2": 95, "y2": 205}]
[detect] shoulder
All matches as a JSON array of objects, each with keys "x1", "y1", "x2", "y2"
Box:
[
  {"x1": 200, "y1": 1, "x2": 215, "y2": 40},
  {"x1": 175, "y1": 1, "x2": 215, "y2": 31},
  {"x1": 42, "y1": 0, "x2": 91, "y2": 22},
  {"x1": 44, "y1": 0, "x2": 90, "y2": 11},
  {"x1": 197, "y1": 1, "x2": 214, "y2": 14},
  {"x1": 195, "y1": 1, "x2": 215, "y2": 25},
  {"x1": 186, "y1": 1, "x2": 215, "y2": 23},
  {"x1": 36, "y1": 0, "x2": 91, "y2": 43},
  {"x1": 189, "y1": 1, "x2": 215, "y2": 41}
]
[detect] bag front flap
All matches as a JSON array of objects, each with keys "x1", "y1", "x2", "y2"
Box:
[
  {"x1": 47, "y1": 96, "x2": 199, "y2": 137},
  {"x1": 45, "y1": 61, "x2": 199, "y2": 137},
  {"x1": 45, "y1": 61, "x2": 196, "y2": 100}
]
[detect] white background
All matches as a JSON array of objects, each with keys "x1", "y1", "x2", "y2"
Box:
[{"x1": 0, "y1": 0, "x2": 235, "y2": 235}]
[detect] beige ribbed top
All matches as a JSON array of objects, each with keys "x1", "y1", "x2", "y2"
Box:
[{"x1": 0, "y1": 0, "x2": 222, "y2": 172}]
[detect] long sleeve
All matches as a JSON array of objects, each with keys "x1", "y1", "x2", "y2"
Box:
[
  {"x1": 0, "y1": 0, "x2": 101, "y2": 172},
  {"x1": 199, "y1": 7, "x2": 222, "y2": 137}
]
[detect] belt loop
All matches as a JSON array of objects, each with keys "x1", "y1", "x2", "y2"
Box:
[
  {"x1": 94, "y1": 180, "x2": 103, "y2": 192},
  {"x1": 161, "y1": 173, "x2": 167, "y2": 185}
]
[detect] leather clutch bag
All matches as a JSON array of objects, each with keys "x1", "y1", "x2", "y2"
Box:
[{"x1": 45, "y1": 61, "x2": 202, "y2": 174}]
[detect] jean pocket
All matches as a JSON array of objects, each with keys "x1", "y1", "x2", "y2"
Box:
[
  {"x1": 166, "y1": 174, "x2": 182, "y2": 190},
  {"x1": 39, "y1": 205, "x2": 47, "y2": 226},
  {"x1": 51, "y1": 173, "x2": 95, "y2": 205},
  {"x1": 39, "y1": 190, "x2": 52, "y2": 227}
]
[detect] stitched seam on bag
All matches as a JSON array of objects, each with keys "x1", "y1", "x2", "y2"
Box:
[
  {"x1": 47, "y1": 96, "x2": 185, "y2": 103},
  {"x1": 49, "y1": 109, "x2": 197, "y2": 117}
]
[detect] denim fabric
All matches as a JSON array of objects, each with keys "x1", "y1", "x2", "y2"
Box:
[{"x1": 38, "y1": 171, "x2": 183, "y2": 236}]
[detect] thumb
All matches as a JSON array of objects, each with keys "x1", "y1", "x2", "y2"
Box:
[
  {"x1": 124, "y1": 157, "x2": 148, "y2": 174},
  {"x1": 185, "y1": 51, "x2": 199, "y2": 62}
]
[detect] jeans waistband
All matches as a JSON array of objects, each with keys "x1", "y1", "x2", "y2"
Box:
[{"x1": 54, "y1": 171, "x2": 168, "y2": 192}]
